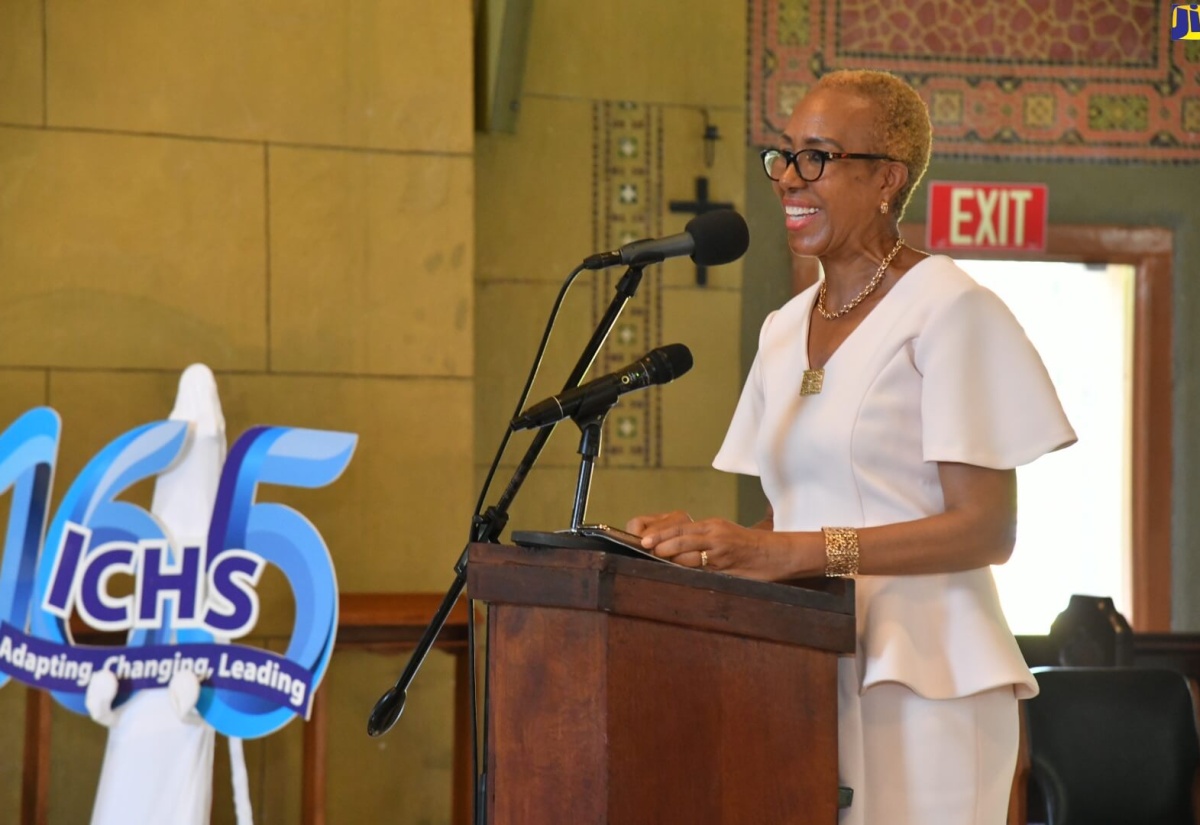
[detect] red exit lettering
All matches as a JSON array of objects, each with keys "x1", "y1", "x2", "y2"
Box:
[{"x1": 926, "y1": 182, "x2": 1048, "y2": 252}]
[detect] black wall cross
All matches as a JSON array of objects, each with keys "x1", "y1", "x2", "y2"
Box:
[{"x1": 669, "y1": 176, "x2": 734, "y2": 286}]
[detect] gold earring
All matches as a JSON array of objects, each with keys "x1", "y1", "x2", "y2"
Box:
[{"x1": 879, "y1": 201, "x2": 889, "y2": 215}]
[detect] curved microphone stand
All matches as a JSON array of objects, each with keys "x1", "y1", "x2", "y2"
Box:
[{"x1": 365, "y1": 264, "x2": 647, "y2": 823}]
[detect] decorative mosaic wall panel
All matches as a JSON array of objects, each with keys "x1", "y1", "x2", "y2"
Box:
[
  {"x1": 749, "y1": 0, "x2": 1200, "y2": 162},
  {"x1": 592, "y1": 101, "x2": 664, "y2": 468}
]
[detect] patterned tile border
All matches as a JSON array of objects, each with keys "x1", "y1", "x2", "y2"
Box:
[
  {"x1": 749, "y1": 0, "x2": 1200, "y2": 162},
  {"x1": 592, "y1": 101, "x2": 663, "y2": 468}
]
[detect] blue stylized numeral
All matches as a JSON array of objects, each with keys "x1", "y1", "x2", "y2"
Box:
[
  {"x1": 0, "y1": 409, "x2": 60, "y2": 688},
  {"x1": 30, "y1": 420, "x2": 189, "y2": 713},
  {"x1": 186, "y1": 426, "x2": 356, "y2": 737}
]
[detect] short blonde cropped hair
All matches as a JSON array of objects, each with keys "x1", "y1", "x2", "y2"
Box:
[{"x1": 814, "y1": 70, "x2": 932, "y2": 219}]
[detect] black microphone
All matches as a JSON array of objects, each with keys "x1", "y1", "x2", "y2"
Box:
[
  {"x1": 511, "y1": 344, "x2": 693, "y2": 431},
  {"x1": 581, "y1": 209, "x2": 749, "y2": 270}
]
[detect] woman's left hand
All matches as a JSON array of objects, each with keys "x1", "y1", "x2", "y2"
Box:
[{"x1": 641, "y1": 518, "x2": 782, "y2": 580}]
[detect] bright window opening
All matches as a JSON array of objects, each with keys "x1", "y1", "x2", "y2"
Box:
[{"x1": 959, "y1": 259, "x2": 1134, "y2": 634}]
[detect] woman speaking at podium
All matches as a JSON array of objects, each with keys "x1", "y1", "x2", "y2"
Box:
[{"x1": 627, "y1": 70, "x2": 1075, "y2": 825}]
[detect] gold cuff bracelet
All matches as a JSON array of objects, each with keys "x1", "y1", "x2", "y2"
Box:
[{"x1": 822, "y1": 526, "x2": 860, "y2": 577}]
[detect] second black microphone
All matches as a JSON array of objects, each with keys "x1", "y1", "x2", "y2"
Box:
[{"x1": 510, "y1": 344, "x2": 694, "y2": 431}]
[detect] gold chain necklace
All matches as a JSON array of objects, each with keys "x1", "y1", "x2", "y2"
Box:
[
  {"x1": 815, "y1": 237, "x2": 905, "y2": 321},
  {"x1": 800, "y1": 237, "x2": 906, "y2": 396}
]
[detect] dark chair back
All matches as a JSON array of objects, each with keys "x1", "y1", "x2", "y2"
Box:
[
  {"x1": 1025, "y1": 667, "x2": 1200, "y2": 825},
  {"x1": 1048, "y1": 594, "x2": 1134, "y2": 666}
]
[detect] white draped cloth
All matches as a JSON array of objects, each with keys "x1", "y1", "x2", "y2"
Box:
[{"x1": 89, "y1": 364, "x2": 252, "y2": 825}]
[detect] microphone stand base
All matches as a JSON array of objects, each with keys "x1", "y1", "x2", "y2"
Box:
[
  {"x1": 511, "y1": 530, "x2": 657, "y2": 563},
  {"x1": 511, "y1": 530, "x2": 612, "y2": 551}
]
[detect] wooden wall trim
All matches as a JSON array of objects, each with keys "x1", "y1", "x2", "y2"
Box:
[
  {"x1": 22, "y1": 592, "x2": 477, "y2": 825},
  {"x1": 1130, "y1": 249, "x2": 1173, "y2": 631},
  {"x1": 304, "y1": 593, "x2": 476, "y2": 825},
  {"x1": 21, "y1": 689, "x2": 50, "y2": 825}
]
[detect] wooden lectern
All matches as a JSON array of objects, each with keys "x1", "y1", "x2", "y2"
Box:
[{"x1": 467, "y1": 542, "x2": 856, "y2": 824}]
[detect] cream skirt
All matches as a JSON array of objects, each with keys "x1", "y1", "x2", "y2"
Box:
[{"x1": 837, "y1": 659, "x2": 1019, "y2": 825}]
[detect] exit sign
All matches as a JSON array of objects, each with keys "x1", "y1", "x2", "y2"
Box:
[{"x1": 926, "y1": 182, "x2": 1048, "y2": 252}]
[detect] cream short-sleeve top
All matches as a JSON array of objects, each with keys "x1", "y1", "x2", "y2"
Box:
[{"x1": 714, "y1": 255, "x2": 1077, "y2": 700}]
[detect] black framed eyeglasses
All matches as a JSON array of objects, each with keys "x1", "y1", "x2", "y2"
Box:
[{"x1": 760, "y1": 148, "x2": 896, "y2": 182}]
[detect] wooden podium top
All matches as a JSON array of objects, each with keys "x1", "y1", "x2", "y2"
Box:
[{"x1": 467, "y1": 542, "x2": 855, "y2": 654}]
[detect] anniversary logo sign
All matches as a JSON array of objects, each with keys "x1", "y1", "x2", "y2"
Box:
[{"x1": 0, "y1": 407, "x2": 356, "y2": 739}]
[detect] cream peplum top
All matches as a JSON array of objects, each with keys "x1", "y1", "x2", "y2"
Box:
[{"x1": 713, "y1": 255, "x2": 1077, "y2": 701}]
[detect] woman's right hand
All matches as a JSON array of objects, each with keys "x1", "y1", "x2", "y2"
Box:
[{"x1": 625, "y1": 510, "x2": 692, "y2": 536}]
